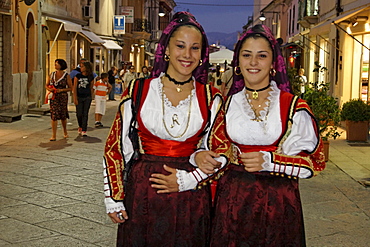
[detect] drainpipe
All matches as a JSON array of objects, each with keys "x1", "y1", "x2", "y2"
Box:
[
  {"x1": 37, "y1": 0, "x2": 44, "y2": 107},
  {"x1": 335, "y1": 0, "x2": 343, "y2": 88}
]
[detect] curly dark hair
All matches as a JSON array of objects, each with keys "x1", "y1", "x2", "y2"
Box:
[
  {"x1": 82, "y1": 61, "x2": 93, "y2": 76},
  {"x1": 55, "y1": 59, "x2": 68, "y2": 70}
]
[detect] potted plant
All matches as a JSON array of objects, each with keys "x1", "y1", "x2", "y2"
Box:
[
  {"x1": 341, "y1": 99, "x2": 370, "y2": 142},
  {"x1": 304, "y1": 62, "x2": 342, "y2": 161}
]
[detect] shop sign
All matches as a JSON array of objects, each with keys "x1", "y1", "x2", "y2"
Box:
[
  {"x1": 120, "y1": 6, "x2": 134, "y2": 24},
  {"x1": 113, "y1": 15, "x2": 125, "y2": 35}
]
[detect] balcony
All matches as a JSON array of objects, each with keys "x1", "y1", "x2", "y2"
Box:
[
  {"x1": 298, "y1": 0, "x2": 319, "y2": 28},
  {"x1": 131, "y1": 18, "x2": 152, "y2": 40}
]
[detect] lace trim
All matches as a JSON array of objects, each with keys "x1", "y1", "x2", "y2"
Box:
[
  {"x1": 261, "y1": 151, "x2": 271, "y2": 170},
  {"x1": 158, "y1": 75, "x2": 196, "y2": 109},
  {"x1": 106, "y1": 205, "x2": 125, "y2": 214},
  {"x1": 176, "y1": 169, "x2": 186, "y2": 191},
  {"x1": 105, "y1": 198, "x2": 125, "y2": 214},
  {"x1": 242, "y1": 81, "x2": 280, "y2": 120}
]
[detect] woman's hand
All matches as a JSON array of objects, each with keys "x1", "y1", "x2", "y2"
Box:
[
  {"x1": 150, "y1": 165, "x2": 179, "y2": 193},
  {"x1": 74, "y1": 99, "x2": 78, "y2": 106},
  {"x1": 108, "y1": 210, "x2": 128, "y2": 224},
  {"x1": 195, "y1": 151, "x2": 221, "y2": 174},
  {"x1": 239, "y1": 152, "x2": 264, "y2": 172}
]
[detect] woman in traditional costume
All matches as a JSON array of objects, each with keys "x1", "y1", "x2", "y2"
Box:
[
  {"x1": 210, "y1": 24, "x2": 326, "y2": 246},
  {"x1": 103, "y1": 12, "x2": 230, "y2": 247}
]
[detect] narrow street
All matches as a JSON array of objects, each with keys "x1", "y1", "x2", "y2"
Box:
[{"x1": 0, "y1": 98, "x2": 369, "y2": 246}]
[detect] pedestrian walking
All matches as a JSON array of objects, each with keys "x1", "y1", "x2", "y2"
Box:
[
  {"x1": 103, "y1": 11, "x2": 230, "y2": 247},
  {"x1": 108, "y1": 66, "x2": 118, "y2": 100},
  {"x1": 210, "y1": 24, "x2": 326, "y2": 246},
  {"x1": 45, "y1": 59, "x2": 73, "y2": 141},
  {"x1": 73, "y1": 61, "x2": 95, "y2": 137},
  {"x1": 94, "y1": 73, "x2": 112, "y2": 128},
  {"x1": 298, "y1": 68, "x2": 308, "y2": 99},
  {"x1": 122, "y1": 65, "x2": 137, "y2": 92}
]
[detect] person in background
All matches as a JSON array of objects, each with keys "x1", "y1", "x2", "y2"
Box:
[
  {"x1": 70, "y1": 58, "x2": 98, "y2": 82},
  {"x1": 103, "y1": 12, "x2": 230, "y2": 246},
  {"x1": 46, "y1": 59, "x2": 73, "y2": 141},
  {"x1": 210, "y1": 24, "x2": 326, "y2": 246},
  {"x1": 122, "y1": 65, "x2": 137, "y2": 92},
  {"x1": 221, "y1": 66, "x2": 233, "y2": 97},
  {"x1": 94, "y1": 73, "x2": 112, "y2": 128},
  {"x1": 138, "y1": 65, "x2": 150, "y2": 79},
  {"x1": 298, "y1": 68, "x2": 308, "y2": 99},
  {"x1": 212, "y1": 65, "x2": 224, "y2": 92},
  {"x1": 73, "y1": 61, "x2": 95, "y2": 137},
  {"x1": 108, "y1": 66, "x2": 118, "y2": 101}
]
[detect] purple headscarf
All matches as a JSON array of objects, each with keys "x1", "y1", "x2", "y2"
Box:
[
  {"x1": 228, "y1": 24, "x2": 292, "y2": 95},
  {"x1": 150, "y1": 12, "x2": 210, "y2": 84}
]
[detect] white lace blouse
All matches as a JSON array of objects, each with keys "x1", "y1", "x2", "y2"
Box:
[
  {"x1": 104, "y1": 73, "x2": 224, "y2": 213},
  {"x1": 226, "y1": 81, "x2": 318, "y2": 178}
]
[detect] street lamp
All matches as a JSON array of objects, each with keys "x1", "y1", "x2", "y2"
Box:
[
  {"x1": 259, "y1": 13, "x2": 266, "y2": 22},
  {"x1": 259, "y1": 11, "x2": 279, "y2": 22},
  {"x1": 158, "y1": 7, "x2": 165, "y2": 17}
]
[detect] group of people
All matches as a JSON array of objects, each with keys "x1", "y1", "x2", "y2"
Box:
[
  {"x1": 45, "y1": 58, "x2": 112, "y2": 140},
  {"x1": 103, "y1": 11, "x2": 326, "y2": 247}
]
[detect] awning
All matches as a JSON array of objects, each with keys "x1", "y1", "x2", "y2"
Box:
[
  {"x1": 309, "y1": 5, "x2": 370, "y2": 36},
  {"x1": 80, "y1": 30, "x2": 105, "y2": 44},
  {"x1": 46, "y1": 17, "x2": 82, "y2": 32},
  {"x1": 103, "y1": 40, "x2": 122, "y2": 50}
]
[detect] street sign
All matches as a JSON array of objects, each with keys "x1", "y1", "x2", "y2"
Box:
[
  {"x1": 113, "y1": 15, "x2": 125, "y2": 35},
  {"x1": 120, "y1": 6, "x2": 134, "y2": 24}
]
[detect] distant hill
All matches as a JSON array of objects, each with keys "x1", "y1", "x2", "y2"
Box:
[{"x1": 207, "y1": 31, "x2": 239, "y2": 50}]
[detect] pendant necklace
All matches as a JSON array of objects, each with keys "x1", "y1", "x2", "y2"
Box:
[
  {"x1": 245, "y1": 94, "x2": 271, "y2": 122},
  {"x1": 245, "y1": 84, "x2": 270, "y2": 100},
  {"x1": 162, "y1": 89, "x2": 193, "y2": 138},
  {"x1": 165, "y1": 73, "x2": 192, "y2": 93}
]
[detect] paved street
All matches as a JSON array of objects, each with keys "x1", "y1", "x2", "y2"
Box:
[{"x1": 0, "y1": 96, "x2": 369, "y2": 246}]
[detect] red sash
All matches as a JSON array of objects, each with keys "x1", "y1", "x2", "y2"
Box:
[{"x1": 136, "y1": 81, "x2": 211, "y2": 157}]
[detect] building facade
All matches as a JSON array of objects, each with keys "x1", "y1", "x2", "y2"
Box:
[{"x1": 254, "y1": 0, "x2": 370, "y2": 105}]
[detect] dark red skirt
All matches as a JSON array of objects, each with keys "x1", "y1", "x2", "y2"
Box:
[
  {"x1": 210, "y1": 165, "x2": 306, "y2": 247},
  {"x1": 117, "y1": 154, "x2": 211, "y2": 247}
]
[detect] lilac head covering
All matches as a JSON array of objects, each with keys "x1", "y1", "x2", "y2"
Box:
[
  {"x1": 228, "y1": 24, "x2": 292, "y2": 95},
  {"x1": 150, "y1": 12, "x2": 209, "y2": 84}
]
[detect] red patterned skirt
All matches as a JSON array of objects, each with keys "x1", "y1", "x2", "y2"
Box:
[
  {"x1": 210, "y1": 165, "x2": 306, "y2": 247},
  {"x1": 50, "y1": 92, "x2": 69, "y2": 121},
  {"x1": 117, "y1": 154, "x2": 211, "y2": 247}
]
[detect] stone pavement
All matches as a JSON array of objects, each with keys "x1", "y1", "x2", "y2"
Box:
[{"x1": 0, "y1": 97, "x2": 369, "y2": 246}]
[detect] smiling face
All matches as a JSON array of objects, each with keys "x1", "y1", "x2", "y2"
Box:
[
  {"x1": 165, "y1": 25, "x2": 202, "y2": 81},
  {"x1": 238, "y1": 36, "x2": 273, "y2": 89}
]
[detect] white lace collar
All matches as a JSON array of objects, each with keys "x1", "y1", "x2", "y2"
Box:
[
  {"x1": 157, "y1": 72, "x2": 196, "y2": 109},
  {"x1": 240, "y1": 81, "x2": 280, "y2": 119}
]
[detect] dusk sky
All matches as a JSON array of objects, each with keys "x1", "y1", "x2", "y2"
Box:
[{"x1": 174, "y1": 0, "x2": 255, "y2": 34}]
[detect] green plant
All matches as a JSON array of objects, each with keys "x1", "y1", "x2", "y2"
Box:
[
  {"x1": 341, "y1": 99, "x2": 370, "y2": 122},
  {"x1": 304, "y1": 62, "x2": 342, "y2": 141},
  {"x1": 287, "y1": 67, "x2": 301, "y2": 97}
]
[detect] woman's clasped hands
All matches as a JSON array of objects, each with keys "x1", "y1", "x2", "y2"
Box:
[{"x1": 149, "y1": 150, "x2": 222, "y2": 193}]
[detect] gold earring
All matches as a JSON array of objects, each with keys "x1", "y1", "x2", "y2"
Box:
[
  {"x1": 270, "y1": 68, "x2": 276, "y2": 76},
  {"x1": 164, "y1": 54, "x2": 170, "y2": 62},
  {"x1": 199, "y1": 59, "x2": 203, "y2": 66},
  {"x1": 234, "y1": 66, "x2": 241, "y2": 76}
]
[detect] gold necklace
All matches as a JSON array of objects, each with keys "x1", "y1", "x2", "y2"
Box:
[
  {"x1": 162, "y1": 89, "x2": 193, "y2": 138},
  {"x1": 245, "y1": 93, "x2": 270, "y2": 122}
]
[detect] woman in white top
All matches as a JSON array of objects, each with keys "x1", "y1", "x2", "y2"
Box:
[
  {"x1": 103, "y1": 12, "x2": 230, "y2": 247},
  {"x1": 210, "y1": 24, "x2": 326, "y2": 246}
]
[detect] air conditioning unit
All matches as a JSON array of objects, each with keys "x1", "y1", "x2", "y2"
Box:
[{"x1": 83, "y1": 5, "x2": 92, "y2": 19}]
